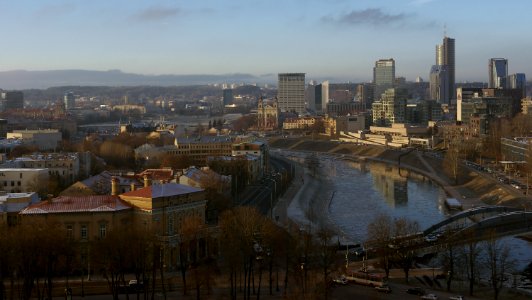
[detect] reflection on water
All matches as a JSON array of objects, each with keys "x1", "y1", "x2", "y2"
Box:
[
  {"x1": 322, "y1": 157, "x2": 532, "y2": 271},
  {"x1": 370, "y1": 163, "x2": 408, "y2": 208},
  {"x1": 327, "y1": 159, "x2": 447, "y2": 243}
]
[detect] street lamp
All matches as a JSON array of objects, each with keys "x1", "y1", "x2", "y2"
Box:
[{"x1": 266, "y1": 178, "x2": 278, "y2": 220}]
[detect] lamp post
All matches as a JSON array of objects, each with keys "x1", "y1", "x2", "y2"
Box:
[{"x1": 266, "y1": 178, "x2": 277, "y2": 220}]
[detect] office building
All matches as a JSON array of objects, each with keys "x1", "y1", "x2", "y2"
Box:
[
  {"x1": 488, "y1": 58, "x2": 508, "y2": 89},
  {"x1": 372, "y1": 88, "x2": 408, "y2": 126},
  {"x1": 314, "y1": 81, "x2": 329, "y2": 114},
  {"x1": 277, "y1": 73, "x2": 306, "y2": 115},
  {"x1": 508, "y1": 73, "x2": 526, "y2": 97},
  {"x1": 305, "y1": 81, "x2": 316, "y2": 112},
  {"x1": 356, "y1": 83, "x2": 373, "y2": 108},
  {"x1": 0, "y1": 91, "x2": 24, "y2": 111},
  {"x1": 64, "y1": 92, "x2": 75, "y2": 110},
  {"x1": 222, "y1": 89, "x2": 234, "y2": 106},
  {"x1": 429, "y1": 65, "x2": 450, "y2": 104},
  {"x1": 436, "y1": 36, "x2": 455, "y2": 102},
  {"x1": 373, "y1": 59, "x2": 395, "y2": 102}
]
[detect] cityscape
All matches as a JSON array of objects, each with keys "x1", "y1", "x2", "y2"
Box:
[{"x1": 1, "y1": 1, "x2": 532, "y2": 300}]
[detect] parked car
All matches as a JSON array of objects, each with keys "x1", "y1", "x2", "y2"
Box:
[
  {"x1": 128, "y1": 280, "x2": 144, "y2": 292},
  {"x1": 375, "y1": 284, "x2": 392, "y2": 293},
  {"x1": 332, "y1": 276, "x2": 348, "y2": 285},
  {"x1": 406, "y1": 287, "x2": 425, "y2": 295},
  {"x1": 421, "y1": 294, "x2": 438, "y2": 300},
  {"x1": 449, "y1": 296, "x2": 464, "y2": 300}
]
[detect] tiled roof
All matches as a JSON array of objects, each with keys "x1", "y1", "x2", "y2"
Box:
[
  {"x1": 20, "y1": 195, "x2": 132, "y2": 215},
  {"x1": 120, "y1": 183, "x2": 203, "y2": 199},
  {"x1": 138, "y1": 169, "x2": 174, "y2": 181}
]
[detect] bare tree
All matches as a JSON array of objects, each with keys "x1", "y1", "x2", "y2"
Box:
[
  {"x1": 444, "y1": 141, "x2": 461, "y2": 185},
  {"x1": 462, "y1": 235, "x2": 482, "y2": 296},
  {"x1": 484, "y1": 232, "x2": 515, "y2": 300},
  {"x1": 439, "y1": 229, "x2": 462, "y2": 292},
  {"x1": 366, "y1": 214, "x2": 394, "y2": 277},
  {"x1": 178, "y1": 215, "x2": 205, "y2": 298},
  {"x1": 393, "y1": 217, "x2": 420, "y2": 282},
  {"x1": 314, "y1": 224, "x2": 338, "y2": 300}
]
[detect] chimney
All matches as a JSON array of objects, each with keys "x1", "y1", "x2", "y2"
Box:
[
  {"x1": 111, "y1": 177, "x2": 119, "y2": 196},
  {"x1": 130, "y1": 183, "x2": 136, "y2": 191},
  {"x1": 144, "y1": 175, "x2": 151, "y2": 188}
]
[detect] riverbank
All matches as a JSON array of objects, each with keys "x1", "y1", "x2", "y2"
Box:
[{"x1": 269, "y1": 138, "x2": 531, "y2": 210}]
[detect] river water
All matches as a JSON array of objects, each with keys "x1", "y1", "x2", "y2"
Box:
[{"x1": 286, "y1": 154, "x2": 532, "y2": 271}]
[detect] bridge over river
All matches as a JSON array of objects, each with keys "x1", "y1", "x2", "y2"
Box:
[{"x1": 377, "y1": 206, "x2": 532, "y2": 255}]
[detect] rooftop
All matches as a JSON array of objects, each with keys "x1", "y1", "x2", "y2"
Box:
[
  {"x1": 20, "y1": 195, "x2": 132, "y2": 214},
  {"x1": 120, "y1": 182, "x2": 203, "y2": 199},
  {"x1": 176, "y1": 135, "x2": 232, "y2": 144}
]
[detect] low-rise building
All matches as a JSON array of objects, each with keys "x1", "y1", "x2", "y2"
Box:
[
  {"x1": 325, "y1": 114, "x2": 366, "y2": 137},
  {"x1": 231, "y1": 141, "x2": 268, "y2": 175},
  {"x1": 0, "y1": 192, "x2": 39, "y2": 226},
  {"x1": 0, "y1": 168, "x2": 49, "y2": 193},
  {"x1": 6, "y1": 129, "x2": 62, "y2": 150},
  {"x1": 282, "y1": 116, "x2": 323, "y2": 130},
  {"x1": 0, "y1": 152, "x2": 91, "y2": 185},
  {"x1": 119, "y1": 183, "x2": 207, "y2": 270},
  {"x1": 170, "y1": 136, "x2": 233, "y2": 166}
]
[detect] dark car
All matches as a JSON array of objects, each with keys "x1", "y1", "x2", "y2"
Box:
[{"x1": 406, "y1": 287, "x2": 425, "y2": 295}]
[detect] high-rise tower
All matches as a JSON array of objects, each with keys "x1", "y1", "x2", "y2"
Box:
[
  {"x1": 373, "y1": 59, "x2": 395, "y2": 102},
  {"x1": 429, "y1": 65, "x2": 449, "y2": 104},
  {"x1": 277, "y1": 73, "x2": 305, "y2": 115},
  {"x1": 435, "y1": 36, "x2": 455, "y2": 103},
  {"x1": 488, "y1": 58, "x2": 508, "y2": 89}
]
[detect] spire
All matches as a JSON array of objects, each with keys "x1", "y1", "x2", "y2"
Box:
[{"x1": 443, "y1": 23, "x2": 447, "y2": 38}]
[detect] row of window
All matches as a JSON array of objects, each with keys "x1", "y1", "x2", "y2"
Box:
[
  {"x1": 66, "y1": 223, "x2": 107, "y2": 240},
  {"x1": 2, "y1": 181, "x2": 21, "y2": 187}
]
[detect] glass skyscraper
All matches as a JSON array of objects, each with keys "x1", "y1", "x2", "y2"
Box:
[
  {"x1": 435, "y1": 36, "x2": 455, "y2": 102},
  {"x1": 488, "y1": 58, "x2": 508, "y2": 89},
  {"x1": 429, "y1": 65, "x2": 449, "y2": 104},
  {"x1": 373, "y1": 59, "x2": 395, "y2": 102}
]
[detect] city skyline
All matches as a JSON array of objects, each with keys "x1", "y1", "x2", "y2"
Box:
[{"x1": 1, "y1": 0, "x2": 532, "y2": 84}]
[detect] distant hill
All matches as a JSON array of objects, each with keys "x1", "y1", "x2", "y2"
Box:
[{"x1": 0, "y1": 69, "x2": 275, "y2": 89}]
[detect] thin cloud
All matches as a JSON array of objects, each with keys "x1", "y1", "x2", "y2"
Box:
[
  {"x1": 133, "y1": 6, "x2": 181, "y2": 22},
  {"x1": 322, "y1": 8, "x2": 409, "y2": 26}
]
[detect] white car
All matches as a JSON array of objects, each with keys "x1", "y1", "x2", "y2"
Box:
[
  {"x1": 449, "y1": 296, "x2": 464, "y2": 300},
  {"x1": 421, "y1": 294, "x2": 438, "y2": 300}
]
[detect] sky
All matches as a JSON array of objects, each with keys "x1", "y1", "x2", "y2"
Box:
[{"x1": 1, "y1": 0, "x2": 531, "y2": 83}]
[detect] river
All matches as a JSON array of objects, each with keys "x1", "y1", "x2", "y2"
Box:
[{"x1": 285, "y1": 153, "x2": 532, "y2": 271}]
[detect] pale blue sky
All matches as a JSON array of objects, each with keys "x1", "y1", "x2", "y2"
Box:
[{"x1": 1, "y1": 0, "x2": 531, "y2": 82}]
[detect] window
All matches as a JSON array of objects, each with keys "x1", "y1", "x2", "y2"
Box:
[
  {"x1": 81, "y1": 225, "x2": 88, "y2": 239},
  {"x1": 66, "y1": 225, "x2": 73, "y2": 239},
  {"x1": 99, "y1": 224, "x2": 106, "y2": 239},
  {"x1": 10, "y1": 181, "x2": 14, "y2": 187},
  {"x1": 167, "y1": 214, "x2": 174, "y2": 235}
]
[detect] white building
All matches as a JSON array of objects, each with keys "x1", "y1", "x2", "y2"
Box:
[
  {"x1": 0, "y1": 168, "x2": 49, "y2": 193},
  {"x1": 0, "y1": 152, "x2": 90, "y2": 184}
]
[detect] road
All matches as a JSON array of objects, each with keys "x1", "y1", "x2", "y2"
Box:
[{"x1": 330, "y1": 281, "x2": 484, "y2": 300}]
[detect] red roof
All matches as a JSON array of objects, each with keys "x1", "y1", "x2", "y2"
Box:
[
  {"x1": 120, "y1": 183, "x2": 203, "y2": 199},
  {"x1": 20, "y1": 195, "x2": 132, "y2": 214}
]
